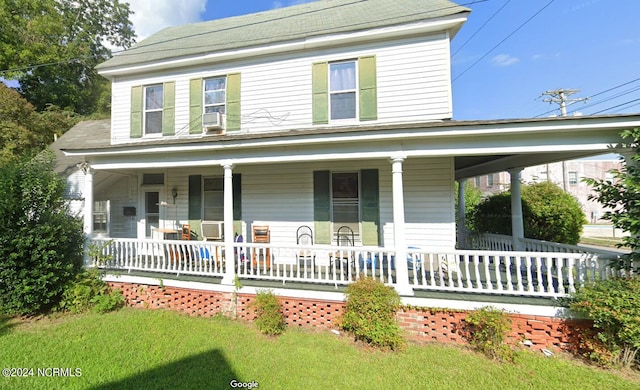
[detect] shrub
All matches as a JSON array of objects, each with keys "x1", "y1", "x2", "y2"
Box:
[
  {"x1": 569, "y1": 276, "x2": 640, "y2": 368},
  {"x1": 464, "y1": 306, "x2": 514, "y2": 361},
  {"x1": 57, "y1": 268, "x2": 124, "y2": 314},
  {"x1": 251, "y1": 290, "x2": 286, "y2": 336},
  {"x1": 341, "y1": 277, "x2": 404, "y2": 350},
  {"x1": 471, "y1": 181, "x2": 586, "y2": 245},
  {"x1": 0, "y1": 154, "x2": 84, "y2": 315}
]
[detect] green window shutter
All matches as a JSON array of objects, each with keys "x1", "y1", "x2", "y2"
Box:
[
  {"x1": 226, "y1": 73, "x2": 241, "y2": 131},
  {"x1": 360, "y1": 169, "x2": 380, "y2": 246},
  {"x1": 162, "y1": 81, "x2": 175, "y2": 136},
  {"x1": 313, "y1": 170, "x2": 331, "y2": 244},
  {"x1": 188, "y1": 175, "x2": 202, "y2": 239},
  {"x1": 358, "y1": 56, "x2": 377, "y2": 121},
  {"x1": 232, "y1": 174, "x2": 242, "y2": 234},
  {"x1": 312, "y1": 62, "x2": 329, "y2": 125},
  {"x1": 189, "y1": 78, "x2": 203, "y2": 134},
  {"x1": 130, "y1": 86, "x2": 142, "y2": 138}
]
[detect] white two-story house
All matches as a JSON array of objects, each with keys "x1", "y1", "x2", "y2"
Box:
[{"x1": 62, "y1": 0, "x2": 637, "y2": 296}]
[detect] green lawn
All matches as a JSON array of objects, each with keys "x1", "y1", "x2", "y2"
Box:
[{"x1": 0, "y1": 309, "x2": 637, "y2": 389}]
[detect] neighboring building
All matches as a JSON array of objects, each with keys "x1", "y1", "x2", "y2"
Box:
[{"x1": 471, "y1": 158, "x2": 622, "y2": 223}]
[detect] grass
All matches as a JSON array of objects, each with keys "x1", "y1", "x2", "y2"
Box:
[
  {"x1": 580, "y1": 236, "x2": 628, "y2": 249},
  {"x1": 0, "y1": 309, "x2": 638, "y2": 389}
]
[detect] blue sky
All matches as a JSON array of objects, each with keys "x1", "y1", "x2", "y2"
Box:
[{"x1": 130, "y1": 0, "x2": 640, "y2": 121}]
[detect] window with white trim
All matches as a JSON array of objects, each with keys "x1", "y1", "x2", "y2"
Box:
[
  {"x1": 203, "y1": 177, "x2": 224, "y2": 220},
  {"x1": 329, "y1": 61, "x2": 357, "y2": 120},
  {"x1": 204, "y1": 77, "x2": 226, "y2": 114},
  {"x1": 144, "y1": 84, "x2": 163, "y2": 135},
  {"x1": 93, "y1": 200, "x2": 109, "y2": 233},
  {"x1": 568, "y1": 171, "x2": 578, "y2": 185}
]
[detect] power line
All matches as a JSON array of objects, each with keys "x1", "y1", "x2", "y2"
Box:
[
  {"x1": 452, "y1": 0, "x2": 555, "y2": 83},
  {"x1": 452, "y1": 0, "x2": 512, "y2": 58},
  {"x1": 534, "y1": 77, "x2": 640, "y2": 117},
  {"x1": 592, "y1": 97, "x2": 640, "y2": 115}
]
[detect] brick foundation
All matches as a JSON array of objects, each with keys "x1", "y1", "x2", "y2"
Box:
[{"x1": 108, "y1": 281, "x2": 592, "y2": 352}]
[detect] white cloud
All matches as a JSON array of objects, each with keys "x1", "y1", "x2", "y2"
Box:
[
  {"x1": 127, "y1": 0, "x2": 207, "y2": 41},
  {"x1": 490, "y1": 54, "x2": 519, "y2": 67}
]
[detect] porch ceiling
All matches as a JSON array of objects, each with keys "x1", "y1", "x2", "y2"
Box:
[{"x1": 453, "y1": 150, "x2": 610, "y2": 180}]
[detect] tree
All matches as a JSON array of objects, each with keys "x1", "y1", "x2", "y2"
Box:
[
  {"x1": 455, "y1": 180, "x2": 483, "y2": 231},
  {"x1": 0, "y1": 153, "x2": 84, "y2": 315},
  {"x1": 0, "y1": 0, "x2": 135, "y2": 115},
  {"x1": 471, "y1": 181, "x2": 587, "y2": 245},
  {"x1": 585, "y1": 128, "x2": 640, "y2": 268},
  {"x1": 0, "y1": 83, "x2": 78, "y2": 163}
]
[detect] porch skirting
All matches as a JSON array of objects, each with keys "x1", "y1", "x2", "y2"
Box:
[{"x1": 106, "y1": 275, "x2": 592, "y2": 353}]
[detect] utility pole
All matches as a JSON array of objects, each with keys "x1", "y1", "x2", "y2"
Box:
[
  {"x1": 541, "y1": 88, "x2": 588, "y2": 117},
  {"x1": 541, "y1": 89, "x2": 589, "y2": 190}
]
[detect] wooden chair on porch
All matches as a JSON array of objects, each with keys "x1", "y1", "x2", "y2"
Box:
[
  {"x1": 252, "y1": 225, "x2": 271, "y2": 270},
  {"x1": 181, "y1": 224, "x2": 191, "y2": 240}
]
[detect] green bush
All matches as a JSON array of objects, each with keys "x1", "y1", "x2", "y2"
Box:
[
  {"x1": 471, "y1": 181, "x2": 586, "y2": 245},
  {"x1": 341, "y1": 277, "x2": 404, "y2": 350},
  {"x1": 0, "y1": 154, "x2": 84, "y2": 315},
  {"x1": 464, "y1": 306, "x2": 514, "y2": 362},
  {"x1": 570, "y1": 276, "x2": 640, "y2": 368},
  {"x1": 251, "y1": 290, "x2": 286, "y2": 336},
  {"x1": 57, "y1": 268, "x2": 124, "y2": 314}
]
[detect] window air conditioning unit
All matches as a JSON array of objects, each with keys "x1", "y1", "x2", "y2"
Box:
[
  {"x1": 202, "y1": 112, "x2": 226, "y2": 134},
  {"x1": 202, "y1": 221, "x2": 224, "y2": 241}
]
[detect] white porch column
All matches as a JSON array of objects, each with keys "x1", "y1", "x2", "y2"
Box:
[
  {"x1": 457, "y1": 179, "x2": 467, "y2": 249},
  {"x1": 81, "y1": 163, "x2": 94, "y2": 236},
  {"x1": 221, "y1": 162, "x2": 235, "y2": 285},
  {"x1": 390, "y1": 156, "x2": 413, "y2": 296},
  {"x1": 509, "y1": 168, "x2": 524, "y2": 251}
]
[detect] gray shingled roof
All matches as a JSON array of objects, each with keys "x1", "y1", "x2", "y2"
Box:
[
  {"x1": 98, "y1": 0, "x2": 469, "y2": 71},
  {"x1": 50, "y1": 120, "x2": 111, "y2": 175}
]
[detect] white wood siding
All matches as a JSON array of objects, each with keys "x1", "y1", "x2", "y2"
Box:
[
  {"x1": 157, "y1": 157, "x2": 455, "y2": 249},
  {"x1": 110, "y1": 33, "x2": 452, "y2": 144}
]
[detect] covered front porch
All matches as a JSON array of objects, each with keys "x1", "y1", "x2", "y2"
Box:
[{"x1": 66, "y1": 115, "x2": 640, "y2": 298}]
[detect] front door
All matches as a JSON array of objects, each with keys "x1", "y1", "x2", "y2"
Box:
[{"x1": 144, "y1": 191, "x2": 160, "y2": 238}]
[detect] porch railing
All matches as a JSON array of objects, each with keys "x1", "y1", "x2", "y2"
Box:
[
  {"x1": 88, "y1": 237, "x2": 620, "y2": 298},
  {"x1": 470, "y1": 233, "x2": 624, "y2": 259}
]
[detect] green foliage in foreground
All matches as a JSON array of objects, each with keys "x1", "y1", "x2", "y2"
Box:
[
  {"x1": 570, "y1": 276, "x2": 640, "y2": 368},
  {"x1": 471, "y1": 181, "x2": 587, "y2": 245},
  {"x1": 0, "y1": 309, "x2": 637, "y2": 389},
  {"x1": 342, "y1": 277, "x2": 404, "y2": 350},
  {"x1": 585, "y1": 127, "x2": 640, "y2": 269},
  {"x1": 251, "y1": 290, "x2": 286, "y2": 336},
  {"x1": 0, "y1": 154, "x2": 84, "y2": 315},
  {"x1": 57, "y1": 269, "x2": 124, "y2": 314},
  {"x1": 464, "y1": 306, "x2": 515, "y2": 362}
]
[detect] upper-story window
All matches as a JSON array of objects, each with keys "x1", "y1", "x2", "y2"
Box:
[
  {"x1": 188, "y1": 73, "x2": 241, "y2": 133},
  {"x1": 144, "y1": 85, "x2": 163, "y2": 135},
  {"x1": 329, "y1": 61, "x2": 357, "y2": 120},
  {"x1": 204, "y1": 77, "x2": 227, "y2": 114},
  {"x1": 130, "y1": 82, "x2": 175, "y2": 138},
  {"x1": 312, "y1": 56, "x2": 377, "y2": 125}
]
